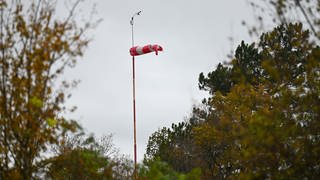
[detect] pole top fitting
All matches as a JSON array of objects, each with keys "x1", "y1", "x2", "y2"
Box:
[{"x1": 130, "y1": 10, "x2": 142, "y2": 25}]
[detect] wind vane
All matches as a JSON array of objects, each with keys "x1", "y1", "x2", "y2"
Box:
[
  {"x1": 129, "y1": 10, "x2": 163, "y2": 178},
  {"x1": 130, "y1": 44, "x2": 163, "y2": 56}
]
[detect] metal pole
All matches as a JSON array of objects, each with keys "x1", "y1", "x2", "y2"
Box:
[{"x1": 130, "y1": 11, "x2": 141, "y2": 179}]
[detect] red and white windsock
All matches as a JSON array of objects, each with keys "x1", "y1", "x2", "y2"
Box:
[{"x1": 130, "y1": 44, "x2": 163, "y2": 56}]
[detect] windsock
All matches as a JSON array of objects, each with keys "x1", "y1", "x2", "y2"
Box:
[{"x1": 130, "y1": 44, "x2": 163, "y2": 56}]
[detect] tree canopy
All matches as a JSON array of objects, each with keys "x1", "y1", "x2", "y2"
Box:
[
  {"x1": 145, "y1": 2, "x2": 320, "y2": 179},
  {"x1": 0, "y1": 0, "x2": 93, "y2": 178},
  {"x1": 146, "y1": 23, "x2": 320, "y2": 179}
]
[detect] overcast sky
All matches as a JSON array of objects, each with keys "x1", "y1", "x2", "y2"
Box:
[{"x1": 63, "y1": 0, "x2": 255, "y2": 162}]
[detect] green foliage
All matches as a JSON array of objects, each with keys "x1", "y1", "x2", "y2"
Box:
[
  {"x1": 145, "y1": 122, "x2": 198, "y2": 173},
  {"x1": 147, "y1": 23, "x2": 320, "y2": 179},
  {"x1": 41, "y1": 133, "x2": 139, "y2": 179},
  {"x1": 43, "y1": 133, "x2": 117, "y2": 179},
  {"x1": 199, "y1": 63, "x2": 233, "y2": 95},
  {"x1": 233, "y1": 41, "x2": 263, "y2": 85},
  {"x1": 195, "y1": 23, "x2": 320, "y2": 179},
  {"x1": 139, "y1": 159, "x2": 201, "y2": 180},
  {"x1": 46, "y1": 149, "x2": 111, "y2": 179}
]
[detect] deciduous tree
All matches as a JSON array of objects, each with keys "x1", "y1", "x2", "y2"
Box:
[{"x1": 0, "y1": 0, "x2": 96, "y2": 178}]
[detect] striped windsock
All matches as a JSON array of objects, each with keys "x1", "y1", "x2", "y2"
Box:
[{"x1": 130, "y1": 44, "x2": 163, "y2": 56}]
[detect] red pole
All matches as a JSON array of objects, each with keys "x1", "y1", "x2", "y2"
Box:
[
  {"x1": 132, "y1": 55, "x2": 137, "y2": 178},
  {"x1": 130, "y1": 11, "x2": 141, "y2": 179}
]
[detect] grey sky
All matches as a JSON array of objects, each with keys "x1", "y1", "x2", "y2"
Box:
[{"x1": 64, "y1": 0, "x2": 254, "y2": 162}]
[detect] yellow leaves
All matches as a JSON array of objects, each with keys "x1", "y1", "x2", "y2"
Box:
[
  {"x1": 46, "y1": 118, "x2": 57, "y2": 127},
  {"x1": 30, "y1": 96, "x2": 43, "y2": 108}
]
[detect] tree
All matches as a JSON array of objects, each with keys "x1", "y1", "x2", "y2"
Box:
[
  {"x1": 42, "y1": 133, "x2": 118, "y2": 179},
  {"x1": 146, "y1": 23, "x2": 319, "y2": 179},
  {"x1": 43, "y1": 132, "x2": 137, "y2": 180},
  {"x1": 139, "y1": 159, "x2": 201, "y2": 180},
  {"x1": 195, "y1": 23, "x2": 320, "y2": 178},
  {"x1": 144, "y1": 121, "x2": 198, "y2": 173},
  {"x1": 145, "y1": 0, "x2": 320, "y2": 178},
  {"x1": 0, "y1": 0, "x2": 96, "y2": 178}
]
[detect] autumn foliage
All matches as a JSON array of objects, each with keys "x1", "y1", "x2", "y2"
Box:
[
  {"x1": 146, "y1": 23, "x2": 320, "y2": 179},
  {"x1": 1, "y1": 0, "x2": 320, "y2": 179},
  {"x1": 0, "y1": 0, "x2": 90, "y2": 178}
]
